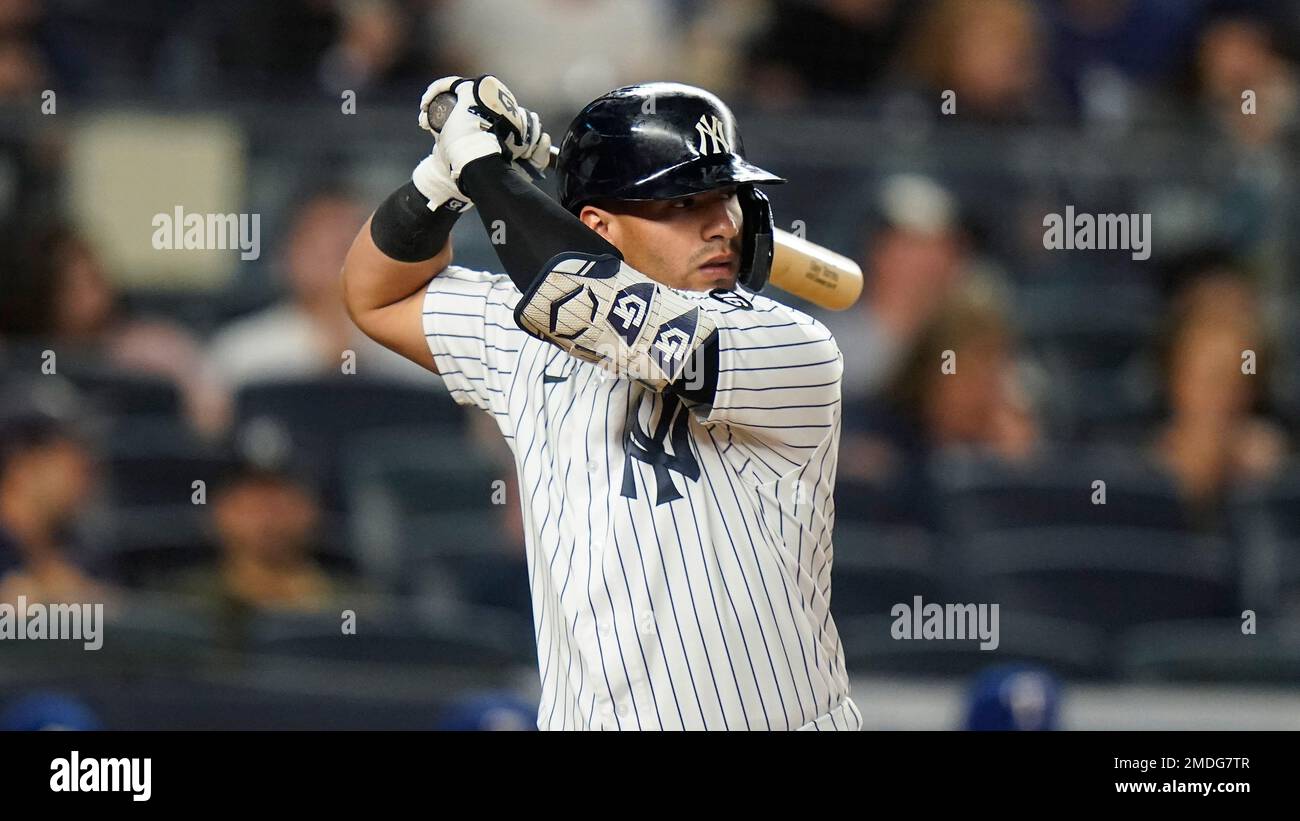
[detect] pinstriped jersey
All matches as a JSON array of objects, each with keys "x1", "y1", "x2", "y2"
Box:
[{"x1": 422, "y1": 265, "x2": 859, "y2": 730}]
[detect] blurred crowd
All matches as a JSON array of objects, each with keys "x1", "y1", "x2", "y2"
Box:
[{"x1": 3, "y1": 0, "x2": 1300, "y2": 726}]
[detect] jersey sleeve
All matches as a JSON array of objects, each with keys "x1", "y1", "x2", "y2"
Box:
[
  {"x1": 690, "y1": 290, "x2": 843, "y2": 466},
  {"x1": 421, "y1": 265, "x2": 527, "y2": 416}
]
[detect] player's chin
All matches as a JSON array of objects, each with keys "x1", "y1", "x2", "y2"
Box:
[{"x1": 692, "y1": 264, "x2": 738, "y2": 292}]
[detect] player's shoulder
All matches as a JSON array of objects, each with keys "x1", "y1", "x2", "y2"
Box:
[
  {"x1": 687, "y1": 286, "x2": 835, "y2": 335},
  {"x1": 425, "y1": 264, "x2": 521, "y2": 304}
]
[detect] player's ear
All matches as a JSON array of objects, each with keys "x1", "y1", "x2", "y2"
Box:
[{"x1": 579, "y1": 205, "x2": 619, "y2": 244}]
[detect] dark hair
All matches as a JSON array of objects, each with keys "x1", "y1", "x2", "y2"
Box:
[{"x1": 0, "y1": 413, "x2": 78, "y2": 480}]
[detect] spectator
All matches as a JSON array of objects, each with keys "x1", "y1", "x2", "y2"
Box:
[
  {"x1": 0, "y1": 412, "x2": 107, "y2": 603},
  {"x1": 316, "y1": 0, "x2": 432, "y2": 100},
  {"x1": 840, "y1": 279, "x2": 1042, "y2": 525},
  {"x1": 433, "y1": 0, "x2": 680, "y2": 113},
  {"x1": 1194, "y1": 8, "x2": 1299, "y2": 147},
  {"x1": 0, "y1": 0, "x2": 51, "y2": 101},
  {"x1": 1150, "y1": 262, "x2": 1288, "y2": 524},
  {"x1": 1, "y1": 224, "x2": 231, "y2": 438},
  {"x1": 900, "y1": 0, "x2": 1057, "y2": 123},
  {"x1": 744, "y1": 0, "x2": 916, "y2": 105},
  {"x1": 167, "y1": 457, "x2": 348, "y2": 614},
  {"x1": 823, "y1": 174, "x2": 975, "y2": 400},
  {"x1": 207, "y1": 190, "x2": 430, "y2": 390},
  {"x1": 1044, "y1": 0, "x2": 1206, "y2": 125}
]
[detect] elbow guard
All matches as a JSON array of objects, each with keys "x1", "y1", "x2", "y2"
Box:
[{"x1": 514, "y1": 252, "x2": 717, "y2": 392}]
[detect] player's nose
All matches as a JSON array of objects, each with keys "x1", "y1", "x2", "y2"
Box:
[{"x1": 701, "y1": 193, "x2": 741, "y2": 244}]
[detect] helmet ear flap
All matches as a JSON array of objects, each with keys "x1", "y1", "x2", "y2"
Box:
[{"x1": 737, "y1": 185, "x2": 774, "y2": 293}]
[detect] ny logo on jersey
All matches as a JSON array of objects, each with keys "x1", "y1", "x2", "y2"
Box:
[
  {"x1": 695, "y1": 114, "x2": 732, "y2": 155},
  {"x1": 622, "y1": 394, "x2": 699, "y2": 506},
  {"x1": 608, "y1": 282, "x2": 656, "y2": 345}
]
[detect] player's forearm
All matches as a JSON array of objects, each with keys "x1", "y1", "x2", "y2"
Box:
[{"x1": 459, "y1": 154, "x2": 621, "y2": 292}]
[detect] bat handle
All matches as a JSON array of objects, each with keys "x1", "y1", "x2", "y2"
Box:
[
  {"x1": 425, "y1": 90, "x2": 547, "y2": 181},
  {"x1": 424, "y1": 91, "x2": 458, "y2": 134}
]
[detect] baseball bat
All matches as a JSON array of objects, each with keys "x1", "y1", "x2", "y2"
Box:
[{"x1": 426, "y1": 92, "x2": 864, "y2": 311}]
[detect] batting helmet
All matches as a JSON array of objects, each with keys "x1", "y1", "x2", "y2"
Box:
[{"x1": 555, "y1": 82, "x2": 785, "y2": 292}]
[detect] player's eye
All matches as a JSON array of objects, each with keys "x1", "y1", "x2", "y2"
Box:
[{"x1": 672, "y1": 198, "x2": 696, "y2": 209}]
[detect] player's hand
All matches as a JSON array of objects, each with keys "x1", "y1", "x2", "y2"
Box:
[
  {"x1": 420, "y1": 75, "x2": 551, "y2": 174},
  {"x1": 471, "y1": 75, "x2": 552, "y2": 175},
  {"x1": 411, "y1": 75, "x2": 492, "y2": 211}
]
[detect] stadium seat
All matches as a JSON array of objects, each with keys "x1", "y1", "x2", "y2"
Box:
[
  {"x1": 1118, "y1": 617, "x2": 1300, "y2": 683},
  {"x1": 932, "y1": 449, "x2": 1235, "y2": 633},
  {"x1": 246, "y1": 598, "x2": 533, "y2": 668},
  {"x1": 234, "y1": 378, "x2": 466, "y2": 510},
  {"x1": 343, "y1": 426, "x2": 514, "y2": 596},
  {"x1": 829, "y1": 523, "x2": 945, "y2": 620},
  {"x1": 1229, "y1": 465, "x2": 1300, "y2": 615},
  {"x1": 838, "y1": 611, "x2": 1109, "y2": 679}
]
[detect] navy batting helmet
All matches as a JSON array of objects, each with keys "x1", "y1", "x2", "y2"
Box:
[{"x1": 555, "y1": 82, "x2": 785, "y2": 292}]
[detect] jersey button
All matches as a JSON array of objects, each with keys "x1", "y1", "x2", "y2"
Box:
[
  {"x1": 587, "y1": 460, "x2": 600, "y2": 474},
  {"x1": 598, "y1": 621, "x2": 612, "y2": 637}
]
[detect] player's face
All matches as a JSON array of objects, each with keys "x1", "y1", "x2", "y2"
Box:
[{"x1": 582, "y1": 186, "x2": 743, "y2": 292}]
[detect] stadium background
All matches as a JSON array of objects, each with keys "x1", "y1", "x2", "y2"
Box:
[{"x1": 1, "y1": 0, "x2": 1299, "y2": 729}]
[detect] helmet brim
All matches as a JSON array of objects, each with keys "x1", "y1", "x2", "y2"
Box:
[{"x1": 605, "y1": 154, "x2": 785, "y2": 203}]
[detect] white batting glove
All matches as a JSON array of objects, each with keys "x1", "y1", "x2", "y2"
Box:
[{"x1": 411, "y1": 75, "x2": 482, "y2": 214}]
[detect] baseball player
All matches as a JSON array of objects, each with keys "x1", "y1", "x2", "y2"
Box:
[{"x1": 342, "y1": 75, "x2": 859, "y2": 730}]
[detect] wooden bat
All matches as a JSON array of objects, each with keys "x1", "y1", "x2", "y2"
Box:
[{"x1": 426, "y1": 92, "x2": 864, "y2": 311}]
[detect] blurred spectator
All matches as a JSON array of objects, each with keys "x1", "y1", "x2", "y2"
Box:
[
  {"x1": 166, "y1": 458, "x2": 348, "y2": 614},
  {"x1": 0, "y1": 691, "x2": 104, "y2": 730},
  {"x1": 0, "y1": 0, "x2": 50, "y2": 101},
  {"x1": 1193, "y1": 9, "x2": 1300, "y2": 146},
  {"x1": 0, "y1": 412, "x2": 107, "y2": 603},
  {"x1": 210, "y1": 0, "x2": 434, "y2": 100},
  {"x1": 316, "y1": 0, "x2": 431, "y2": 99},
  {"x1": 891, "y1": 278, "x2": 1041, "y2": 460},
  {"x1": 900, "y1": 0, "x2": 1057, "y2": 123},
  {"x1": 824, "y1": 174, "x2": 974, "y2": 400},
  {"x1": 207, "y1": 190, "x2": 429, "y2": 390},
  {"x1": 964, "y1": 665, "x2": 1061, "y2": 731},
  {"x1": 210, "y1": 0, "x2": 341, "y2": 97},
  {"x1": 433, "y1": 0, "x2": 680, "y2": 113},
  {"x1": 1044, "y1": 0, "x2": 1207, "y2": 126},
  {"x1": 0, "y1": 224, "x2": 231, "y2": 438},
  {"x1": 744, "y1": 0, "x2": 915, "y2": 105},
  {"x1": 840, "y1": 279, "x2": 1042, "y2": 524},
  {"x1": 1150, "y1": 261, "x2": 1288, "y2": 523},
  {"x1": 678, "y1": 0, "x2": 774, "y2": 94},
  {"x1": 434, "y1": 690, "x2": 537, "y2": 730}
]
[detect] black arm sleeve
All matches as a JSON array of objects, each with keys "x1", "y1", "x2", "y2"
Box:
[
  {"x1": 458, "y1": 154, "x2": 621, "y2": 292},
  {"x1": 369, "y1": 181, "x2": 462, "y2": 263},
  {"x1": 459, "y1": 154, "x2": 718, "y2": 403}
]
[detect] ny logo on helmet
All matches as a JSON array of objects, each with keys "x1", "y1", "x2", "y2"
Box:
[{"x1": 695, "y1": 114, "x2": 731, "y2": 155}]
